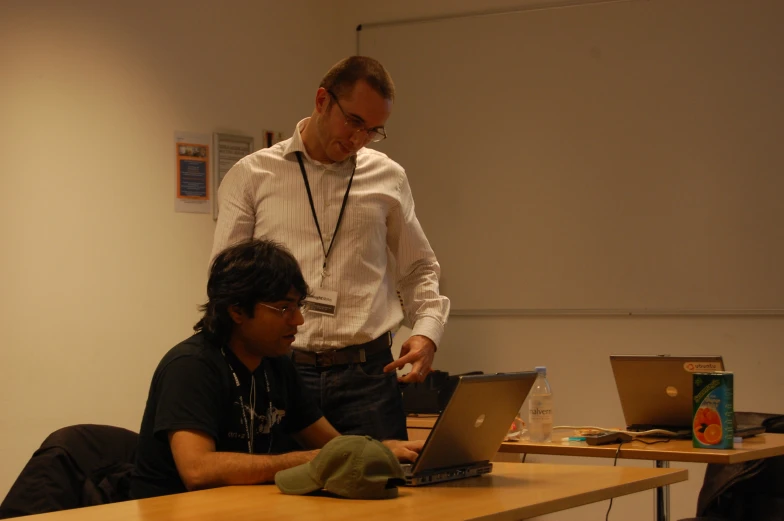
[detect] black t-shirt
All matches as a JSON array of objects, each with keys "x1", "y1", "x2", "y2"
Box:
[{"x1": 130, "y1": 332, "x2": 323, "y2": 499}]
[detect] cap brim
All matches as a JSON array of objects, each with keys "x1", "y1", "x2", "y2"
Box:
[
  {"x1": 375, "y1": 482, "x2": 401, "y2": 500},
  {"x1": 275, "y1": 463, "x2": 322, "y2": 495},
  {"x1": 326, "y1": 477, "x2": 404, "y2": 500}
]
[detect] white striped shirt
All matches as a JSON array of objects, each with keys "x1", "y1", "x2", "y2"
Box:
[{"x1": 211, "y1": 119, "x2": 450, "y2": 352}]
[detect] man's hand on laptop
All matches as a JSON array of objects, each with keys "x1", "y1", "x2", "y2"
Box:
[{"x1": 382, "y1": 439, "x2": 425, "y2": 462}]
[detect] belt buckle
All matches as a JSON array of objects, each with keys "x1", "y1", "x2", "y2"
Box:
[{"x1": 318, "y1": 350, "x2": 337, "y2": 367}]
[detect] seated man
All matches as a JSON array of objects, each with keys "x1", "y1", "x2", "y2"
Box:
[{"x1": 131, "y1": 239, "x2": 421, "y2": 499}]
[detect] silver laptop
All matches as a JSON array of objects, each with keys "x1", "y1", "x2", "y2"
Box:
[
  {"x1": 403, "y1": 371, "x2": 537, "y2": 486},
  {"x1": 610, "y1": 355, "x2": 725, "y2": 434}
]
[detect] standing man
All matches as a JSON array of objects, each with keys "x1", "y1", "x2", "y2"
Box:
[{"x1": 211, "y1": 56, "x2": 450, "y2": 441}]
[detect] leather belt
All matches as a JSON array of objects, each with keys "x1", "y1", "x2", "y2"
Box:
[{"x1": 291, "y1": 332, "x2": 392, "y2": 367}]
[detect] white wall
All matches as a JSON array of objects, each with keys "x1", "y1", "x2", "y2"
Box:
[
  {"x1": 338, "y1": 1, "x2": 784, "y2": 520},
  {"x1": 0, "y1": 0, "x2": 345, "y2": 499}
]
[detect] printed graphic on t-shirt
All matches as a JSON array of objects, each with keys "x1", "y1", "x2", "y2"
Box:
[
  {"x1": 252, "y1": 403, "x2": 286, "y2": 434},
  {"x1": 229, "y1": 398, "x2": 286, "y2": 438}
]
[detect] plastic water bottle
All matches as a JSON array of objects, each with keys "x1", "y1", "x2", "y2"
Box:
[{"x1": 528, "y1": 366, "x2": 553, "y2": 442}]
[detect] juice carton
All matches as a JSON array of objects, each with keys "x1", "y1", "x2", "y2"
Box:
[{"x1": 692, "y1": 372, "x2": 734, "y2": 449}]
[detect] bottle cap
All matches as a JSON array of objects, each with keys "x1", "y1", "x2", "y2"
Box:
[{"x1": 535, "y1": 366, "x2": 547, "y2": 374}]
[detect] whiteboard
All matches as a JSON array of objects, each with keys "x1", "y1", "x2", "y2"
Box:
[{"x1": 360, "y1": 0, "x2": 784, "y2": 312}]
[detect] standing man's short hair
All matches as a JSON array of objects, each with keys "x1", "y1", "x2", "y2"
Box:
[
  {"x1": 319, "y1": 56, "x2": 396, "y2": 101},
  {"x1": 194, "y1": 239, "x2": 309, "y2": 346}
]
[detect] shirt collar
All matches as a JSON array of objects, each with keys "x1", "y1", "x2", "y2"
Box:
[
  {"x1": 281, "y1": 118, "x2": 309, "y2": 159},
  {"x1": 282, "y1": 117, "x2": 356, "y2": 171},
  {"x1": 222, "y1": 346, "x2": 266, "y2": 377}
]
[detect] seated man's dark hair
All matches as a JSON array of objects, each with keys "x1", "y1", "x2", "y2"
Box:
[{"x1": 194, "y1": 239, "x2": 309, "y2": 346}]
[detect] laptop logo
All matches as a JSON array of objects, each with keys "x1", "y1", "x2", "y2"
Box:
[
  {"x1": 474, "y1": 414, "x2": 486, "y2": 428},
  {"x1": 684, "y1": 362, "x2": 721, "y2": 372}
]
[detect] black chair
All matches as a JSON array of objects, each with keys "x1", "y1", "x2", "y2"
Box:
[
  {"x1": 0, "y1": 424, "x2": 138, "y2": 518},
  {"x1": 679, "y1": 412, "x2": 784, "y2": 521}
]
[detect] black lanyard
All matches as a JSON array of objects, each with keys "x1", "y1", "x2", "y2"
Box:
[
  {"x1": 295, "y1": 151, "x2": 356, "y2": 274},
  {"x1": 220, "y1": 349, "x2": 272, "y2": 454}
]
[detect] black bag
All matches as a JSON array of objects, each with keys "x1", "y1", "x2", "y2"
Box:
[{"x1": 692, "y1": 412, "x2": 784, "y2": 521}]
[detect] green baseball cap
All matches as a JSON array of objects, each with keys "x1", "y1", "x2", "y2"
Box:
[{"x1": 275, "y1": 435, "x2": 406, "y2": 499}]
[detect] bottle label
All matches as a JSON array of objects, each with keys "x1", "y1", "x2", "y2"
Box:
[{"x1": 529, "y1": 398, "x2": 553, "y2": 422}]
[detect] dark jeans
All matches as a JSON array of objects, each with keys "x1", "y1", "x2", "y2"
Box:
[{"x1": 295, "y1": 348, "x2": 407, "y2": 441}]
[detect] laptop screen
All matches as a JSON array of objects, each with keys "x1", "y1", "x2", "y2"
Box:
[
  {"x1": 412, "y1": 372, "x2": 537, "y2": 474},
  {"x1": 610, "y1": 355, "x2": 724, "y2": 429}
]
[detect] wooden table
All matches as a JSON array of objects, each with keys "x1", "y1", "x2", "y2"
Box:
[
  {"x1": 406, "y1": 416, "x2": 784, "y2": 521},
  {"x1": 500, "y1": 432, "x2": 784, "y2": 464},
  {"x1": 407, "y1": 414, "x2": 440, "y2": 441},
  {"x1": 502, "y1": 433, "x2": 784, "y2": 521},
  {"x1": 24, "y1": 463, "x2": 686, "y2": 521}
]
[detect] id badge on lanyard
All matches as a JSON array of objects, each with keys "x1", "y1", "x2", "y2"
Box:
[{"x1": 295, "y1": 152, "x2": 355, "y2": 317}]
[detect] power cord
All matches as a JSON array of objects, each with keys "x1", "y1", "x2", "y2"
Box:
[
  {"x1": 521, "y1": 432, "x2": 672, "y2": 520},
  {"x1": 633, "y1": 438, "x2": 672, "y2": 446},
  {"x1": 605, "y1": 440, "x2": 624, "y2": 520},
  {"x1": 553, "y1": 425, "x2": 686, "y2": 438},
  {"x1": 604, "y1": 438, "x2": 671, "y2": 520}
]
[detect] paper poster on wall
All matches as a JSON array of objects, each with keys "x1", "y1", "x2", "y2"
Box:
[
  {"x1": 213, "y1": 133, "x2": 254, "y2": 220},
  {"x1": 174, "y1": 131, "x2": 211, "y2": 214}
]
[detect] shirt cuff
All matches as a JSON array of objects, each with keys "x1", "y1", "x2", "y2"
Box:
[{"x1": 411, "y1": 316, "x2": 445, "y2": 348}]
